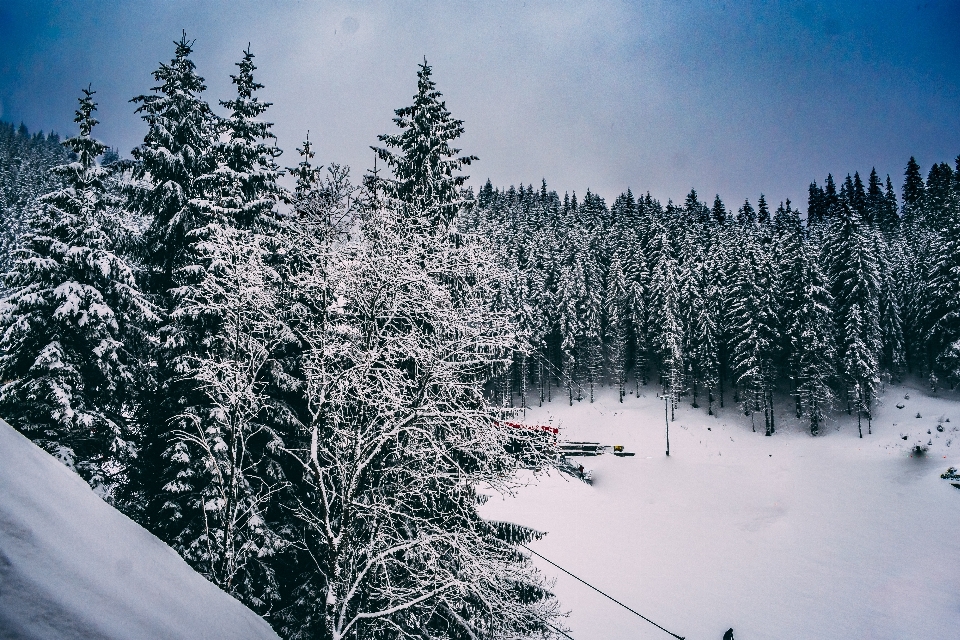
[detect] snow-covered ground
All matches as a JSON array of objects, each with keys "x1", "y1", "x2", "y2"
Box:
[
  {"x1": 481, "y1": 381, "x2": 960, "y2": 640},
  {"x1": 0, "y1": 420, "x2": 280, "y2": 640}
]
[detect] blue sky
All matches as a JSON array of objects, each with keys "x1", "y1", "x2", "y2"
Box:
[{"x1": 1, "y1": 0, "x2": 959, "y2": 209}]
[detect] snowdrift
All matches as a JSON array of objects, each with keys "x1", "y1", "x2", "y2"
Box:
[{"x1": 0, "y1": 420, "x2": 280, "y2": 640}]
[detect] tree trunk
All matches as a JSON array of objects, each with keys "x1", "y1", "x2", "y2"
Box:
[{"x1": 665, "y1": 394, "x2": 670, "y2": 456}]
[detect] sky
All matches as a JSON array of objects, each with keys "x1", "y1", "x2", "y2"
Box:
[{"x1": 1, "y1": 0, "x2": 959, "y2": 210}]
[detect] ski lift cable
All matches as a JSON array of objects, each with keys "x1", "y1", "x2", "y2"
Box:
[{"x1": 520, "y1": 544, "x2": 686, "y2": 640}]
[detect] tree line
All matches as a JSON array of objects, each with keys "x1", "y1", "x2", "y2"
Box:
[{"x1": 471, "y1": 154, "x2": 960, "y2": 438}]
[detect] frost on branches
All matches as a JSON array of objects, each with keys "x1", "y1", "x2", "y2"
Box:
[
  {"x1": 275, "y1": 199, "x2": 563, "y2": 640},
  {"x1": 166, "y1": 226, "x2": 290, "y2": 608}
]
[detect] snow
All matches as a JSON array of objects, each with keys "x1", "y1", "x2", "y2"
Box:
[
  {"x1": 481, "y1": 382, "x2": 960, "y2": 639},
  {"x1": 0, "y1": 420, "x2": 280, "y2": 640}
]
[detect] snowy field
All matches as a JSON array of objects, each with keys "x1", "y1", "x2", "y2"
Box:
[
  {"x1": 481, "y1": 381, "x2": 960, "y2": 640},
  {"x1": 0, "y1": 421, "x2": 280, "y2": 640}
]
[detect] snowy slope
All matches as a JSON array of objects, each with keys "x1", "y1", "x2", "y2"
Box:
[
  {"x1": 0, "y1": 420, "x2": 280, "y2": 640},
  {"x1": 481, "y1": 381, "x2": 960, "y2": 640}
]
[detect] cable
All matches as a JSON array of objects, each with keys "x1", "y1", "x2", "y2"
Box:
[{"x1": 520, "y1": 544, "x2": 686, "y2": 640}]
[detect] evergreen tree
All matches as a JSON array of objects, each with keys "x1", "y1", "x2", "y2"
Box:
[
  {"x1": 129, "y1": 31, "x2": 219, "y2": 294},
  {"x1": 881, "y1": 174, "x2": 900, "y2": 232},
  {"x1": 648, "y1": 218, "x2": 683, "y2": 435},
  {"x1": 823, "y1": 173, "x2": 840, "y2": 217},
  {"x1": 737, "y1": 198, "x2": 756, "y2": 225},
  {"x1": 688, "y1": 254, "x2": 720, "y2": 414},
  {"x1": 925, "y1": 189, "x2": 960, "y2": 386},
  {"x1": 757, "y1": 194, "x2": 771, "y2": 227},
  {"x1": 925, "y1": 162, "x2": 955, "y2": 230},
  {"x1": 605, "y1": 255, "x2": 630, "y2": 402},
  {"x1": 807, "y1": 181, "x2": 826, "y2": 227},
  {"x1": 0, "y1": 87, "x2": 156, "y2": 494},
  {"x1": 851, "y1": 172, "x2": 867, "y2": 220},
  {"x1": 902, "y1": 157, "x2": 925, "y2": 227},
  {"x1": 823, "y1": 201, "x2": 881, "y2": 435},
  {"x1": 711, "y1": 194, "x2": 727, "y2": 225},
  {"x1": 865, "y1": 168, "x2": 884, "y2": 226},
  {"x1": 775, "y1": 199, "x2": 805, "y2": 413},
  {"x1": 372, "y1": 59, "x2": 477, "y2": 230},
  {"x1": 200, "y1": 46, "x2": 283, "y2": 232},
  {"x1": 727, "y1": 232, "x2": 778, "y2": 434},
  {"x1": 873, "y1": 230, "x2": 905, "y2": 380},
  {"x1": 792, "y1": 244, "x2": 836, "y2": 435}
]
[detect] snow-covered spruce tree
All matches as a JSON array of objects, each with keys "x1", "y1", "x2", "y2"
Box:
[
  {"x1": 924, "y1": 161, "x2": 955, "y2": 231},
  {"x1": 167, "y1": 225, "x2": 289, "y2": 610},
  {"x1": 880, "y1": 174, "x2": 900, "y2": 234},
  {"x1": 129, "y1": 32, "x2": 219, "y2": 295},
  {"x1": 557, "y1": 259, "x2": 583, "y2": 405},
  {"x1": 925, "y1": 187, "x2": 960, "y2": 386},
  {"x1": 823, "y1": 201, "x2": 881, "y2": 436},
  {"x1": 124, "y1": 34, "x2": 220, "y2": 527},
  {"x1": 872, "y1": 229, "x2": 905, "y2": 381},
  {"x1": 577, "y1": 242, "x2": 604, "y2": 403},
  {"x1": 648, "y1": 216, "x2": 683, "y2": 447},
  {"x1": 605, "y1": 254, "x2": 629, "y2": 402},
  {"x1": 791, "y1": 243, "x2": 836, "y2": 435},
  {"x1": 0, "y1": 87, "x2": 156, "y2": 494},
  {"x1": 774, "y1": 201, "x2": 806, "y2": 415},
  {"x1": 199, "y1": 46, "x2": 284, "y2": 232},
  {"x1": 287, "y1": 133, "x2": 322, "y2": 214},
  {"x1": 0, "y1": 123, "x2": 69, "y2": 274},
  {"x1": 688, "y1": 253, "x2": 720, "y2": 414},
  {"x1": 372, "y1": 58, "x2": 477, "y2": 230},
  {"x1": 277, "y1": 202, "x2": 562, "y2": 640},
  {"x1": 901, "y1": 156, "x2": 926, "y2": 229},
  {"x1": 727, "y1": 228, "x2": 779, "y2": 435}
]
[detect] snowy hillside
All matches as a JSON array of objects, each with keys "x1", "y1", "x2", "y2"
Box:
[
  {"x1": 481, "y1": 381, "x2": 960, "y2": 639},
  {"x1": 0, "y1": 420, "x2": 280, "y2": 640}
]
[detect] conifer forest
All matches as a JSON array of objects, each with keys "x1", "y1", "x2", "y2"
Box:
[{"x1": 1, "y1": 32, "x2": 960, "y2": 640}]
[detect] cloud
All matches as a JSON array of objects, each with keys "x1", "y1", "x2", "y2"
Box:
[{"x1": 1, "y1": 0, "x2": 958, "y2": 209}]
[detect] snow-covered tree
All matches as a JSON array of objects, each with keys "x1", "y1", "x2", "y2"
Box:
[
  {"x1": 129, "y1": 31, "x2": 219, "y2": 294},
  {"x1": 277, "y1": 202, "x2": 562, "y2": 640},
  {"x1": 823, "y1": 201, "x2": 881, "y2": 435},
  {"x1": 791, "y1": 244, "x2": 836, "y2": 435},
  {"x1": 925, "y1": 187, "x2": 960, "y2": 385},
  {"x1": 0, "y1": 87, "x2": 156, "y2": 494},
  {"x1": 727, "y1": 228, "x2": 779, "y2": 435},
  {"x1": 688, "y1": 254, "x2": 720, "y2": 414},
  {"x1": 198, "y1": 46, "x2": 283, "y2": 232},
  {"x1": 605, "y1": 254, "x2": 629, "y2": 402},
  {"x1": 648, "y1": 217, "x2": 683, "y2": 450},
  {"x1": 372, "y1": 59, "x2": 477, "y2": 230},
  {"x1": 162, "y1": 225, "x2": 289, "y2": 609}
]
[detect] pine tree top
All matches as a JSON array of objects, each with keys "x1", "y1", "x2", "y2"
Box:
[{"x1": 372, "y1": 58, "x2": 478, "y2": 229}]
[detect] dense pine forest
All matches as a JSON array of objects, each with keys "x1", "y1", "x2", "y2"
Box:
[
  {"x1": 473, "y1": 159, "x2": 957, "y2": 439},
  {"x1": 1, "y1": 32, "x2": 959, "y2": 640}
]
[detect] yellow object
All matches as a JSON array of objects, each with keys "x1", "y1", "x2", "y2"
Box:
[{"x1": 613, "y1": 445, "x2": 624, "y2": 452}]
